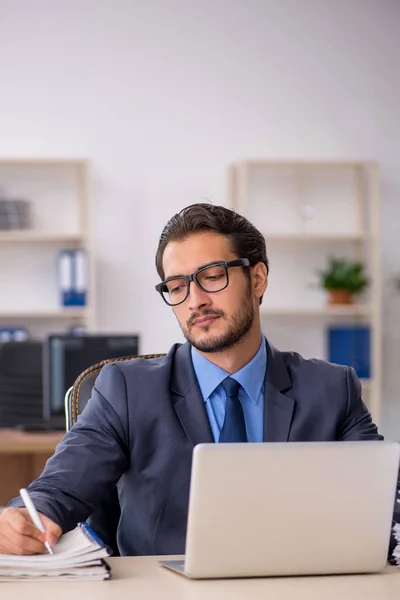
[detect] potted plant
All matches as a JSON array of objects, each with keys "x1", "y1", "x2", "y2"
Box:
[{"x1": 318, "y1": 258, "x2": 368, "y2": 305}]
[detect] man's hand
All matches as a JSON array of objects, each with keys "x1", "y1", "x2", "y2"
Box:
[{"x1": 0, "y1": 507, "x2": 62, "y2": 555}]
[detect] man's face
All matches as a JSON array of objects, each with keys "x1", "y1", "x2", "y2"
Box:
[{"x1": 161, "y1": 232, "x2": 257, "y2": 353}]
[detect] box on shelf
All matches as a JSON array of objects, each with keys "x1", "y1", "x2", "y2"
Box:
[{"x1": 0, "y1": 199, "x2": 31, "y2": 230}]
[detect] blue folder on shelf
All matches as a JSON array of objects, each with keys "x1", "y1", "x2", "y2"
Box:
[
  {"x1": 58, "y1": 249, "x2": 87, "y2": 307},
  {"x1": 328, "y1": 326, "x2": 370, "y2": 379}
]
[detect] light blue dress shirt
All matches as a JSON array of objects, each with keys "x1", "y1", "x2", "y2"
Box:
[{"x1": 191, "y1": 337, "x2": 267, "y2": 442}]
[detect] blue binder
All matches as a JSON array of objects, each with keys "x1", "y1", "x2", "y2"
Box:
[
  {"x1": 73, "y1": 249, "x2": 87, "y2": 306},
  {"x1": 328, "y1": 326, "x2": 370, "y2": 378},
  {"x1": 58, "y1": 250, "x2": 87, "y2": 307}
]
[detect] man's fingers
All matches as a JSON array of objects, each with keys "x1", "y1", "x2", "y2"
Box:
[
  {"x1": 2, "y1": 508, "x2": 44, "y2": 542},
  {"x1": 0, "y1": 526, "x2": 45, "y2": 555},
  {"x1": 40, "y1": 513, "x2": 62, "y2": 544},
  {"x1": 5, "y1": 508, "x2": 61, "y2": 543},
  {"x1": 0, "y1": 507, "x2": 62, "y2": 555},
  {"x1": 47, "y1": 533, "x2": 58, "y2": 547}
]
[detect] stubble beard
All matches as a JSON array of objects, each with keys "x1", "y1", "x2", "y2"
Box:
[{"x1": 181, "y1": 286, "x2": 255, "y2": 353}]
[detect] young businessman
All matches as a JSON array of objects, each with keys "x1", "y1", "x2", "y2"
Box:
[{"x1": 0, "y1": 203, "x2": 389, "y2": 555}]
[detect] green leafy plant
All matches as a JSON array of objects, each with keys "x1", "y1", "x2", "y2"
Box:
[{"x1": 318, "y1": 258, "x2": 369, "y2": 294}]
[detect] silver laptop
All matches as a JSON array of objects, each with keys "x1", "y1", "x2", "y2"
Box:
[{"x1": 160, "y1": 441, "x2": 400, "y2": 579}]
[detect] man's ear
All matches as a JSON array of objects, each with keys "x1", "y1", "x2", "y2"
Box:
[{"x1": 252, "y1": 262, "x2": 268, "y2": 300}]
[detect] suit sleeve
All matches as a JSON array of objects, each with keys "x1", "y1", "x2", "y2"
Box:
[
  {"x1": 6, "y1": 363, "x2": 130, "y2": 533},
  {"x1": 337, "y1": 367, "x2": 383, "y2": 441}
]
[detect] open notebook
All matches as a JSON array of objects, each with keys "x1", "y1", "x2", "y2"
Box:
[{"x1": 0, "y1": 522, "x2": 111, "y2": 581}]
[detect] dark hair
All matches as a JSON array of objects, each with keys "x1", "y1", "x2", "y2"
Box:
[{"x1": 155, "y1": 203, "x2": 269, "y2": 299}]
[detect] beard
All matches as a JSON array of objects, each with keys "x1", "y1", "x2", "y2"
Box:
[{"x1": 180, "y1": 284, "x2": 255, "y2": 353}]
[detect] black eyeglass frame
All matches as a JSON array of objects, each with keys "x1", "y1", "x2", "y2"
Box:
[{"x1": 155, "y1": 258, "x2": 251, "y2": 306}]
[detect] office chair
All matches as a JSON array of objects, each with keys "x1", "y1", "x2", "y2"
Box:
[{"x1": 64, "y1": 353, "x2": 166, "y2": 555}]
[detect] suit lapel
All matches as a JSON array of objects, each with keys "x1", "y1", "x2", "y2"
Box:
[
  {"x1": 171, "y1": 343, "x2": 214, "y2": 446},
  {"x1": 170, "y1": 339, "x2": 295, "y2": 444},
  {"x1": 263, "y1": 341, "x2": 295, "y2": 442}
]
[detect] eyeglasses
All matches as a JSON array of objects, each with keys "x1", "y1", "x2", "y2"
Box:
[{"x1": 155, "y1": 258, "x2": 250, "y2": 306}]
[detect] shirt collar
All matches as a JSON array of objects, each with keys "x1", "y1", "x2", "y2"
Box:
[{"x1": 191, "y1": 336, "x2": 267, "y2": 405}]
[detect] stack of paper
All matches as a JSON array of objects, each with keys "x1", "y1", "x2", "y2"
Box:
[
  {"x1": 393, "y1": 523, "x2": 400, "y2": 566},
  {"x1": 0, "y1": 522, "x2": 111, "y2": 581}
]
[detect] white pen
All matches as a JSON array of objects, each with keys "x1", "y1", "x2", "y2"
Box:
[{"x1": 19, "y1": 488, "x2": 54, "y2": 556}]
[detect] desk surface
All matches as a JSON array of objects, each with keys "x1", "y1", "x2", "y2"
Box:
[
  {"x1": 1, "y1": 557, "x2": 400, "y2": 599},
  {"x1": 0, "y1": 429, "x2": 64, "y2": 453}
]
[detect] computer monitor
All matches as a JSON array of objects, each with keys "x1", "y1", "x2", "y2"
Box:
[
  {"x1": 43, "y1": 334, "x2": 139, "y2": 428},
  {"x1": 0, "y1": 341, "x2": 43, "y2": 428}
]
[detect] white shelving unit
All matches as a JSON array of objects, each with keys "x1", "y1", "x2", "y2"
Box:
[
  {"x1": 0, "y1": 158, "x2": 95, "y2": 339},
  {"x1": 0, "y1": 232, "x2": 85, "y2": 243},
  {"x1": 229, "y1": 159, "x2": 381, "y2": 424}
]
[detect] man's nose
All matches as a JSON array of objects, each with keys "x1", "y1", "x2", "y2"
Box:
[{"x1": 187, "y1": 281, "x2": 211, "y2": 310}]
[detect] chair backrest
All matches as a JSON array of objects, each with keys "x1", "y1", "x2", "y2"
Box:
[{"x1": 64, "y1": 353, "x2": 166, "y2": 431}]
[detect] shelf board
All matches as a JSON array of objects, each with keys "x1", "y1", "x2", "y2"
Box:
[
  {"x1": 263, "y1": 233, "x2": 371, "y2": 242},
  {"x1": 261, "y1": 305, "x2": 371, "y2": 317},
  {"x1": 0, "y1": 157, "x2": 88, "y2": 167},
  {"x1": 239, "y1": 159, "x2": 377, "y2": 169},
  {"x1": 0, "y1": 309, "x2": 88, "y2": 320},
  {"x1": 0, "y1": 231, "x2": 86, "y2": 243}
]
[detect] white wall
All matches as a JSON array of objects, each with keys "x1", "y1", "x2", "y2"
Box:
[{"x1": 0, "y1": 0, "x2": 399, "y2": 437}]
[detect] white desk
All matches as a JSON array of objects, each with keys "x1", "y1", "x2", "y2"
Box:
[{"x1": 2, "y1": 557, "x2": 400, "y2": 600}]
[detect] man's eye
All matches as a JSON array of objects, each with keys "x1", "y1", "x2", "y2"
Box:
[
  {"x1": 205, "y1": 274, "x2": 224, "y2": 281},
  {"x1": 170, "y1": 285, "x2": 184, "y2": 295}
]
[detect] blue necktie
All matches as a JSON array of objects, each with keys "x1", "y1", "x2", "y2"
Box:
[{"x1": 219, "y1": 377, "x2": 247, "y2": 443}]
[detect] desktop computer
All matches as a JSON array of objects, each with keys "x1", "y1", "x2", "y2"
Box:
[
  {"x1": 0, "y1": 334, "x2": 139, "y2": 431},
  {"x1": 42, "y1": 334, "x2": 139, "y2": 429},
  {"x1": 0, "y1": 341, "x2": 43, "y2": 428}
]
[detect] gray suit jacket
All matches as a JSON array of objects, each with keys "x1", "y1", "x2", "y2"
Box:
[{"x1": 8, "y1": 340, "x2": 386, "y2": 556}]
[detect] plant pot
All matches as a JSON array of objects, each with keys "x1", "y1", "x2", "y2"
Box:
[{"x1": 327, "y1": 289, "x2": 354, "y2": 305}]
